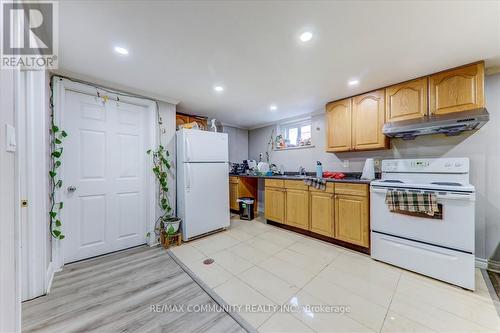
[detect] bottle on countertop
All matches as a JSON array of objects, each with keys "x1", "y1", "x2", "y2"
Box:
[{"x1": 316, "y1": 161, "x2": 323, "y2": 179}]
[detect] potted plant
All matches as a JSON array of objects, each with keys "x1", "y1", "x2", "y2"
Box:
[{"x1": 147, "y1": 145, "x2": 181, "y2": 242}]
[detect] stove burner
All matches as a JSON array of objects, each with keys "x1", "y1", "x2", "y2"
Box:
[{"x1": 430, "y1": 182, "x2": 463, "y2": 186}]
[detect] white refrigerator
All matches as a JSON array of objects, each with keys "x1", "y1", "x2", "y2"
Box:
[{"x1": 176, "y1": 129, "x2": 230, "y2": 241}]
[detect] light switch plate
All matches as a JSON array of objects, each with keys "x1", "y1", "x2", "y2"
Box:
[{"x1": 6, "y1": 124, "x2": 16, "y2": 152}]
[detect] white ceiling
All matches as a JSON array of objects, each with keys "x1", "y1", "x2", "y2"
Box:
[{"x1": 58, "y1": 1, "x2": 500, "y2": 129}]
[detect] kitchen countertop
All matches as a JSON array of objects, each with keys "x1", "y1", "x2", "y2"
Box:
[{"x1": 230, "y1": 173, "x2": 374, "y2": 184}]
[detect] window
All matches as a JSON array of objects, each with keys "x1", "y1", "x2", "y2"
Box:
[{"x1": 277, "y1": 118, "x2": 313, "y2": 149}]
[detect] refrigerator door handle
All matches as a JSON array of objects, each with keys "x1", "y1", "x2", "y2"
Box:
[
  {"x1": 186, "y1": 136, "x2": 191, "y2": 162},
  {"x1": 186, "y1": 163, "x2": 191, "y2": 190}
]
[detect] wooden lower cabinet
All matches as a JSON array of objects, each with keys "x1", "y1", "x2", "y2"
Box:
[
  {"x1": 264, "y1": 187, "x2": 285, "y2": 223},
  {"x1": 264, "y1": 180, "x2": 369, "y2": 249},
  {"x1": 285, "y1": 189, "x2": 309, "y2": 230},
  {"x1": 310, "y1": 191, "x2": 334, "y2": 237},
  {"x1": 334, "y1": 194, "x2": 369, "y2": 247},
  {"x1": 229, "y1": 176, "x2": 258, "y2": 212},
  {"x1": 229, "y1": 182, "x2": 239, "y2": 210}
]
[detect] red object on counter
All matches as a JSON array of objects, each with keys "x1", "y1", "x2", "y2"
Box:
[{"x1": 322, "y1": 172, "x2": 345, "y2": 179}]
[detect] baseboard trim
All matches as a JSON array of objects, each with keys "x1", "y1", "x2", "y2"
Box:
[
  {"x1": 487, "y1": 259, "x2": 500, "y2": 273},
  {"x1": 475, "y1": 257, "x2": 488, "y2": 269}
]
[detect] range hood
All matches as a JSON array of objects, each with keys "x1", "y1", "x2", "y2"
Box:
[{"x1": 383, "y1": 108, "x2": 489, "y2": 140}]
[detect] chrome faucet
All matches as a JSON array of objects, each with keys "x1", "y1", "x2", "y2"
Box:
[{"x1": 298, "y1": 166, "x2": 306, "y2": 176}]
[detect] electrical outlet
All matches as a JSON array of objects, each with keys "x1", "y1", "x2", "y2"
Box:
[
  {"x1": 343, "y1": 160, "x2": 349, "y2": 168},
  {"x1": 374, "y1": 160, "x2": 380, "y2": 167}
]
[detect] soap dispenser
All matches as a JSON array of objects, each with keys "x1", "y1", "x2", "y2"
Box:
[{"x1": 316, "y1": 161, "x2": 323, "y2": 179}]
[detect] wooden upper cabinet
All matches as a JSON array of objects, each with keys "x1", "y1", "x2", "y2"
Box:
[
  {"x1": 352, "y1": 89, "x2": 389, "y2": 150},
  {"x1": 326, "y1": 98, "x2": 352, "y2": 152},
  {"x1": 429, "y1": 62, "x2": 485, "y2": 115},
  {"x1": 386, "y1": 77, "x2": 428, "y2": 122},
  {"x1": 176, "y1": 114, "x2": 190, "y2": 128}
]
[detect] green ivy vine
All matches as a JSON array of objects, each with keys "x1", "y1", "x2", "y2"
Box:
[
  {"x1": 146, "y1": 145, "x2": 174, "y2": 236},
  {"x1": 49, "y1": 79, "x2": 67, "y2": 240}
]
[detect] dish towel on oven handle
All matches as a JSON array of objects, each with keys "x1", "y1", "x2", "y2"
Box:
[
  {"x1": 385, "y1": 190, "x2": 439, "y2": 216},
  {"x1": 303, "y1": 177, "x2": 326, "y2": 191}
]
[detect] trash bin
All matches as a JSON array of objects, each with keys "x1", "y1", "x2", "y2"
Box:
[{"x1": 237, "y1": 197, "x2": 255, "y2": 221}]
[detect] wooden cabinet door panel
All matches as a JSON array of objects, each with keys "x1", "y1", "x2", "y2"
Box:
[
  {"x1": 334, "y1": 194, "x2": 369, "y2": 247},
  {"x1": 176, "y1": 114, "x2": 190, "y2": 129},
  {"x1": 285, "y1": 189, "x2": 309, "y2": 230},
  {"x1": 310, "y1": 192, "x2": 334, "y2": 237},
  {"x1": 386, "y1": 77, "x2": 428, "y2": 122},
  {"x1": 352, "y1": 90, "x2": 388, "y2": 150},
  {"x1": 265, "y1": 187, "x2": 285, "y2": 223},
  {"x1": 229, "y1": 182, "x2": 239, "y2": 210},
  {"x1": 326, "y1": 98, "x2": 352, "y2": 152},
  {"x1": 430, "y1": 62, "x2": 484, "y2": 115}
]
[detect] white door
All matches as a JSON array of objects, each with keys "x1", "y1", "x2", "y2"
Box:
[
  {"x1": 178, "y1": 129, "x2": 228, "y2": 162},
  {"x1": 181, "y1": 162, "x2": 230, "y2": 240},
  {"x1": 62, "y1": 91, "x2": 149, "y2": 263}
]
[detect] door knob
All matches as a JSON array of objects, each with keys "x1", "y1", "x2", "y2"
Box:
[{"x1": 67, "y1": 186, "x2": 77, "y2": 192}]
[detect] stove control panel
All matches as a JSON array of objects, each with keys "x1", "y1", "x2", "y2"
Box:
[{"x1": 382, "y1": 158, "x2": 469, "y2": 173}]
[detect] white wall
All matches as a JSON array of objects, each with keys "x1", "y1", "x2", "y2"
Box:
[
  {"x1": 0, "y1": 69, "x2": 20, "y2": 332},
  {"x1": 223, "y1": 125, "x2": 249, "y2": 163},
  {"x1": 249, "y1": 73, "x2": 500, "y2": 261},
  {"x1": 158, "y1": 101, "x2": 177, "y2": 217}
]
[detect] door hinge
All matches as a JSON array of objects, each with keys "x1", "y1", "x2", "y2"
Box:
[{"x1": 21, "y1": 200, "x2": 28, "y2": 208}]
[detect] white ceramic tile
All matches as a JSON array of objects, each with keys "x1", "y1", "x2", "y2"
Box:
[
  {"x1": 259, "y1": 313, "x2": 314, "y2": 333},
  {"x1": 389, "y1": 291, "x2": 494, "y2": 333},
  {"x1": 329, "y1": 253, "x2": 401, "y2": 290},
  {"x1": 169, "y1": 244, "x2": 205, "y2": 263},
  {"x1": 238, "y1": 222, "x2": 269, "y2": 236},
  {"x1": 184, "y1": 259, "x2": 232, "y2": 288},
  {"x1": 396, "y1": 274, "x2": 500, "y2": 331},
  {"x1": 381, "y1": 311, "x2": 437, "y2": 333},
  {"x1": 259, "y1": 256, "x2": 316, "y2": 288},
  {"x1": 287, "y1": 290, "x2": 375, "y2": 333},
  {"x1": 225, "y1": 228, "x2": 255, "y2": 242},
  {"x1": 317, "y1": 264, "x2": 397, "y2": 307},
  {"x1": 246, "y1": 237, "x2": 285, "y2": 255},
  {"x1": 402, "y1": 268, "x2": 495, "y2": 304},
  {"x1": 239, "y1": 266, "x2": 299, "y2": 305},
  {"x1": 257, "y1": 231, "x2": 297, "y2": 247},
  {"x1": 303, "y1": 275, "x2": 388, "y2": 332},
  {"x1": 214, "y1": 277, "x2": 275, "y2": 328},
  {"x1": 229, "y1": 242, "x2": 269, "y2": 265},
  {"x1": 287, "y1": 239, "x2": 342, "y2": 263},
  {"x1": 211, "y1": 250, "x2": 254, "y2": 275},
  {"x1": 190, "y1": 232, "x2": 241, "y2": 255},
  {"x1": 274, "y1": 248, "x2": 330, "y2": 274}
]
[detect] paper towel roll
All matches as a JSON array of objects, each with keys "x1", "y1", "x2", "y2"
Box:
[{"x1": 361, "y1": 158, "x2": 375, "y2": 180}]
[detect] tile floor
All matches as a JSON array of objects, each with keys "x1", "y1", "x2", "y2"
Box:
[{"x1": 170, "y1": 215, "x2": 500, "y2": 333}]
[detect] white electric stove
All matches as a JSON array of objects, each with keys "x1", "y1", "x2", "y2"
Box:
[{"x1": 370, "y1": 158, "x2": 475, "y2": 290}]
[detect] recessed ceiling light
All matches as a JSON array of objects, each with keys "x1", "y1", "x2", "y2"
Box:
[
  {"x1": 214, "y1": 85, "x2": 224, "y2": 93},
  {"x1": 114, "y1": 46, "x2": 129, "y2": 55},
  {"x1": 348, "y1": 79, "x2": 360, "y2": 86},
  {"x1": 299, "y1": 31, "x2": 313, "y2": 42},
  {"x1": 269, "y1": 104, "x2": 278, "y2": 111}
]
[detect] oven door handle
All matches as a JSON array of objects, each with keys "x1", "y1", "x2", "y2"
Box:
[
  {"x1": 371, "y1": 187, "x2": 474, "y2": 201},
  {"x1": 436, "y1": 193, "x2": 475, "y2": 201}
]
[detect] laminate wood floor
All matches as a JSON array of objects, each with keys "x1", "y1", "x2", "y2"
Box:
[{"x1": 22, "y1": 245, "x2": 246, "y2": 333}]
